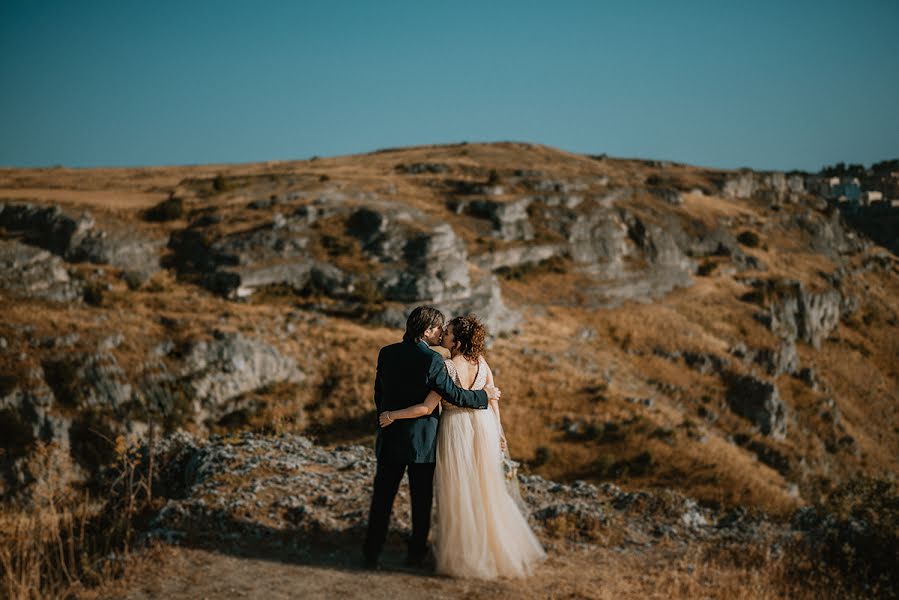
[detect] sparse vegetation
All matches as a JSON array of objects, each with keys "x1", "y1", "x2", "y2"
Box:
[
  {"x1": 142, "y1": 195, "x2": 183, "y2": 222},
  {"x1": 211, "y1": 173, "x2": 228, "y2": 192},
  {"x1": 0, "y1": 433, "x2": 162, "y2": 600},
  {"x1": 737, "y1": 230, "x2": 761, "y2": 247},
  {"x1": 0, "y1": 142, "x2": 896, "y2": 597}
]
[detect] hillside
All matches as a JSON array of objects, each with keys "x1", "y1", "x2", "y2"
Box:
[{"x1": 0, "y1": 142, "x2": 897, "y2": 597}]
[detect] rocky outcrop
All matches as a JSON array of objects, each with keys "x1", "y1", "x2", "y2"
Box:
[
  {"x1": 449, "y1": 198, "x2": 535, "y2": 241},
  {"x1": 790, "y1": 208, "x2": 868, "y2": 259},
  {"x1": 0, "y1": 376, "x2": 82, "y2": 497},
  {"x1": 687, "y1": 227, "x2": 766, "y2": 272},
  {"x1": 375, "y1": 274, "x2": 521, "y2": 338},
  {"x1": 767, "y1": 281, "x2": 842, "y2": 349},
  {"x1": 756, "y1": 338, "x2": 800, "y2": 377},
  {"x1": 178, "y1": 330, "x2": 304, "y2": 417},
  {"x1": 719, "y1": 171, "x2": 805, "y2": 200},
  {"x1": 724, "y1": 373, "x2": 787, "y2": 439},
  {"x1": 0, "y1": 239, "x2": 83, "y2": 302},
  {"x1": 472, "y1": 244, "x2": 563, "y2": 272},
  {"x1": 385, "y1": 223, "x2": 472, "y2": 302},
  {"x1": 0, "y1": 332, "x2": 303, "y2": 500},
  {"x1": 0, "y1": 202, "x2": 164, "y2": 283},
  {"x1": 169, "y1": 201, "x2": 521, "y2": 334},
  {"x1": 0, "y1": 202, "x2": 93, "y2": 255},
  {"x1": 138, "y1": 432, "x2": 787, "y2": 550}
]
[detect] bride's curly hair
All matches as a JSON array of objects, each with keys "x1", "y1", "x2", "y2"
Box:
[{"x1": 448, "y1": 314, "x2": 487, "y2": 362}]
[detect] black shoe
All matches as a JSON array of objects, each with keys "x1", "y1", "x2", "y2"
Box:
[
  {"x1": 363, "y1": 553, "x2": 382, "y2": 571},
  {"x1": 404, "y1": 554, "x2": 424, "y2": 568},
  {"x1": 404, "y1": 545, "x2": 433, "y2": 569}
]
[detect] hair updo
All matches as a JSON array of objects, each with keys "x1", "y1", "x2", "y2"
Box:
[{"x1": 447, "y1": 314, "x2": 487, "y2": 362}]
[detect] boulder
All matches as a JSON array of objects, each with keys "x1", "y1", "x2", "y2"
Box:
[
  {"x1": 724, "y1": 373, "x2": 787, "y2": 439},
  {"x1": 0, "y1": 239, "x2": 83, "y2": 302},
  {"x1": 0, "y1": 202, "x2": 162, "y2": 281},
  {"x1": 178, "y1": 331, "x2": 305, "y2": 422},
  {"x1": 384, "y1": 224, "x2": 472, "y2": 302},
  {"x1": 767, "y1": 280, "x2": 842, "y2": 349},
  {"x1": 465, "y1": 198, "x2": 535, "y2": 242},
  {"x1": 0, "y1": 202, "x2": 92, "y2": 254}
]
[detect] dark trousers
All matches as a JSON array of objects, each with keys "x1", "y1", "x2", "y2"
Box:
[{"x1": 363, "y1": 461, "x2": 436, "y2": 560}]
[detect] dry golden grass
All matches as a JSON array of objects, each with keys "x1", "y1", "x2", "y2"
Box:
[
  {"x1": 1, "y1": 140, "x2": 896, "y2": 524},
  {"x1": 0, "y1": 435, "x2": 160, "y2": 600}
]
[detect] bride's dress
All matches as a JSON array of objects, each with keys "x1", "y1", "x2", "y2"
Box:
[{"x1": 433, "y1": 357, "x2": 546, "y2": 579}]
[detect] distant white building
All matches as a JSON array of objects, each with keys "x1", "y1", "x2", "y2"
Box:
[{"x1": 861, "y1": 190, "x2": 883, "y2": 205}]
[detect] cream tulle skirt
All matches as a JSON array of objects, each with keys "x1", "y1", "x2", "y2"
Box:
[{"x1": 433, "y1": 406, "x2": 547, "y2": 579}]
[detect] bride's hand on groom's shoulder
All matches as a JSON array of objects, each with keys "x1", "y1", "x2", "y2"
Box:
[{"x1": 378, "y1": 411, "x2": 394, "y2": 428}]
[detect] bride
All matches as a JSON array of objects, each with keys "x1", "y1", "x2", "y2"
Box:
[{"x1": 379, "y1": 314, "x2": 546, "y2": 579}]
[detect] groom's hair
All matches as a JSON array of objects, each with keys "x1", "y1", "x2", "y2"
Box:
[{"x1": 403, "y1": 306, "x2": 444, "y2": 343}]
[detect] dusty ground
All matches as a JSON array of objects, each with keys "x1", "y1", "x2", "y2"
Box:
[{"x1": 85, "y1": 539, "x2": 795, "y2": 600}]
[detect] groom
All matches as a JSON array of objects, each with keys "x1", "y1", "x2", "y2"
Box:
[{"x1": 362, "y1": 306, "x2": 501, "y2": 569}]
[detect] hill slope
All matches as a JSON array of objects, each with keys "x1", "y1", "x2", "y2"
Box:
[{"x1": 0, "y1": 142, "x2": 897, "y2": 517}]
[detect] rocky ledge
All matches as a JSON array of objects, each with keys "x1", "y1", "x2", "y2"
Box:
[{"x1": 141, "y1": 432, "x2": 784, "y2": 551}]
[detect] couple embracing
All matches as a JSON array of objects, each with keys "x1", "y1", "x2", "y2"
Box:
[{"x1": 362, "y1": 306, "x2": 546, "y2": 579}]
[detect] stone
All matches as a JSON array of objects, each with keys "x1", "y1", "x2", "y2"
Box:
[
  {"x1": 385, "y1": 224, "x2": 472, "y2": 302},
  {"x1": 755, "y1": 338, "x2": 800, "y2": 376},
  {"x1": 724, "y1": 373, "x2": 787, "y2": 439},
  {"x1": 767, "y1": 280, "x2": 842, "y2": 349},
  {"x1": 0, "y1": 202, "x2": 163, "y2": 281},
  {"x1": 0, "y1": 239, "x2": 82, "y2": 302},
  {"x1": 450, "y1": 198, "x2": 534, "y2": 242},
  {"x1": 179, "y1": 331, "x2": 304, "y2": 423}
]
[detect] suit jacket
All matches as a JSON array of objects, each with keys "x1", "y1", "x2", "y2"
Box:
[{"x1": 374, "y1": 339, "x2": 488, "y2": 464}]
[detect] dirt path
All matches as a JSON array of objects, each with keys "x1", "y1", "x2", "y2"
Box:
[{"x1": 82, "y1": 538, "x2": 783, "y2": 600}]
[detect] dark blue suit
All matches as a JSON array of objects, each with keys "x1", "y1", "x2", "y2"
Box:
[{"x1": 364, "y1": 339, "x2": 488, "y2": 562}]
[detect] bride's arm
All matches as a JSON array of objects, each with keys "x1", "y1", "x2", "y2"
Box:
[
  {"x1": 378, "y1": 391, "x2": 441, "y2": 428},
  {"x1": 485, "y1": 363, "x2": 507, "y2": 451}
]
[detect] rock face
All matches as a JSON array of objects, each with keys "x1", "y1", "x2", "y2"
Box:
[
  {"x1": 170, "y1": 200, "x2": 522, "y2": 335},
  {"x1": 178, "y1": 331, "x2": 305, "y2": 422},
  {"x1": 0, "y1": 333, "x2": 303, "y2": 500},
  {"x1": 0, "y1": 376, "x2": 84, "y2": 497},
  {"x1": 386, "y1": 223, "x2": 472, "y2": 302},
  {"x1": 0, "y1": 202, "x2": 164, "y2": 283},
  {"x1": 724, "y1": 373, "x2": 787, "y2": 439},
  {"x1": 767, "y1": 281, "x2": 842, "y2": 349},
  {"x1": 719, "y1": 171, "x2": 805, "y2": 200},
  {"x1": 791, "y1": 209, "x2": 868, "y2": 260},
  {"x1": 0, "y1": 202, "x2": 94, "y2": 255},
  {"x1": 450, "y1": 198, "x2": 535, "y2": 241},
  {"x1": 755, "y1": 338, "x2": 800, "y2": 377},
  {"x1": 0, "y1": 239, "x2": 83, "y2": 302}
]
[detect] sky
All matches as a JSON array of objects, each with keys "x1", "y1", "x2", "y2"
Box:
[{"x1": 1, "y1": 0, "x2": 898, "y2": 171}]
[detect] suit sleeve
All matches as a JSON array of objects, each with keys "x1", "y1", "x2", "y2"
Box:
[
  {"x1": 428, "y1": 354, "x2": 488, "y2": 409},
  {"x1": 374, "y1": 349, "x2": 384, "y2": 413}
]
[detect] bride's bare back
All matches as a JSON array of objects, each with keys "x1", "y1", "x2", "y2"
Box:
[{"x1": 449, "y1": 355, "x2": 482, "y2": 390}]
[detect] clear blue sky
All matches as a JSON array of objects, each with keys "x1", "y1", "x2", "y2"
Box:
[{"x1": 2, "y1": 0, "x2": 897, "y2": 171}]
